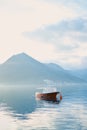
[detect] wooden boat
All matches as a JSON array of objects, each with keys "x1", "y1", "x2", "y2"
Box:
[{"x1": 35, "y1": 87, "x2": 62, "y2": 101}]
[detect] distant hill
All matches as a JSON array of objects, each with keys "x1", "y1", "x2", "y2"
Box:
[
  {"x1": 0, "y1": 53, "x2": 85, "y2": 84},
  {"x1": 46, "y1": 63, "x2": 86, "y2": 83},
  {"x1": 68, "y1": 69, "x2": 87, "y2": 82}
]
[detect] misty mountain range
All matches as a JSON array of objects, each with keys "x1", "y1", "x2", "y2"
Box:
[
  {"x1": 0, "y1": 53, "x2": 86, "y2": 84},
  {"x1": 68, "y1": 69, "x2": 87, "y2": 82}
]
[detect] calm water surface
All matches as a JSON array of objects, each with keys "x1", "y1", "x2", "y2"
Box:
[{"x1": 0, "y1": 84, "x2": 87, "y2": 130}]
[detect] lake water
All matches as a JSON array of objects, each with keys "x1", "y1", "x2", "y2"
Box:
[{"x1": 0, "y1": 83, "x2": 87, "y2": 130}]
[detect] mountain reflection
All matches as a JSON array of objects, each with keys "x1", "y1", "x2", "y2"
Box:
[
  {"x1": 0, "y1": 84, "x2": 87, "y2": 130},
  {"x1": 0, "y1": 99, "x2": 87, "y2": 130},
  {"x1": 0, "y1": 101, "x2": 61, "y2": 130}
]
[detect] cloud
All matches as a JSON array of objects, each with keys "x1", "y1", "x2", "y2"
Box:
[
  {"x1": 23, "y1": 17, "x2": 87, "y2": 69},
  {"x1": 56, "y1": 0, "x2": 87, "y2": 6},
  {"x1": 0, "y1": 0, "x2": 87, "y2": 69},
  {"x1": 23, "y1": 18, "x2": 87, "y2": 50},
  {"x1": 44, "y1": 0, "x2": 87, "y2": 11},
  {"x1": 80, "y1": 56, "x2": 87, "y2": 68},
  {"x1": 42, "y1": 0, "x2": 87, "y2": 20}
]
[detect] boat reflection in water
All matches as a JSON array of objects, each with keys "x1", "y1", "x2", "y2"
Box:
[{"x1": 35, "y1": 87, "x2": 62, "y2": 102}]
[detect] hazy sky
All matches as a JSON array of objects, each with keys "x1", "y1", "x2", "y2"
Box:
[{"x1": 0, "y1": 0, "x2": 87, "y2": 69}]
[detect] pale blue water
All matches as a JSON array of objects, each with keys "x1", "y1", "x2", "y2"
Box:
[{"x1": 0, "y1": 84, "x2": 87, "y2": 130}]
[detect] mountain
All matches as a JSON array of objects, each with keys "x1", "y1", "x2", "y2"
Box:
[
  {"x1": 46, "y1": 63, "x2": 64, "y2": 71},
  {"x1": 46, "y1": 63, "x2": 86, "y2": 82},
  {"x1": 68, "y1": 69, "x2": 87, "y2": 82},
  {"x1": 0, "y1": 53, "x2": 85, "y2": 84}
]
